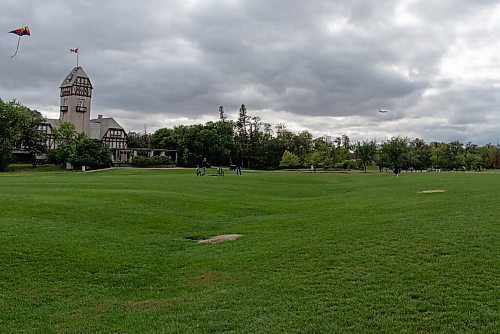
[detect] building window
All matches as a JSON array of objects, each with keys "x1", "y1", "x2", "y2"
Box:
[
  {"x1": 108, "y1": 129, "x2": 123, "y2": 137},
  {"x1": 63, "y1": 98, "x2": 68, "y2": 106},
  {"x1": 76, "y1": 99, "x2": 85, "y2": 107},
  {"x1": 61, "y1": 87, "x2": 71, "y2": 97},
  {"x1": 76, "y1": 77, "x2": 88, "y2": 85}
]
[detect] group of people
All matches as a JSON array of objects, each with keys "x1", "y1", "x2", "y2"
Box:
[
  {"x1": 196, "y1": 158, "x2": 242, "y2": 176},
  {"x1": 196, "y1": 158, "x2": 208, "y2": 176}
]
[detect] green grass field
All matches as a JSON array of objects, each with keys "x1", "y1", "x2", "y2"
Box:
[{"x1": 0, "y1": 167, "x2": 498, "y2": 333}]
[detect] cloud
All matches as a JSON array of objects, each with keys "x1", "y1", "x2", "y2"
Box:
[{"x1": 1, "y1": 0, "x2": 500, "y2": 144}]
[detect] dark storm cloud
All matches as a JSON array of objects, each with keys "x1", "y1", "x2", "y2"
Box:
[{"x1": 1, "y1": 0, "x2": 500, "y2": 144}]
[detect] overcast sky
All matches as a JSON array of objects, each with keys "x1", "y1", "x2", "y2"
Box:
[{"x1": 2, "y1": 0, "x2": 500, "y2": 144}]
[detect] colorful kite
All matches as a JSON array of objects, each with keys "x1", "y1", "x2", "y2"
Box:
[{"x1": 9, "y1": 26, "x2": 30, "y2": 58}]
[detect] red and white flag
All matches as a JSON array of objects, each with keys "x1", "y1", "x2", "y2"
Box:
[{"x1": 70, "y1": 48, "x2": 78, "y2": 53}]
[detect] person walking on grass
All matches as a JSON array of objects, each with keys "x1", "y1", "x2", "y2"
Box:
[
  {"x1": 393, "y1": 165, "x2": 401, "y2": 177},
  {"x1": 236, "y1": 161, "x2": 242, "y2": 176},
  {"x1": 201, "y1": 158, "x2": 207, "y2": 176}
]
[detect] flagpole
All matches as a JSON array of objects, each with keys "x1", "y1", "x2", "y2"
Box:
[{"x1": 77, "y1": 46, "x2": 79, "y2": 67}]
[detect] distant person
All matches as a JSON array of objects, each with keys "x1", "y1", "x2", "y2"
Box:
[
  {"x1": 196, "y1": 164, "x2": 201, "y2": 176},
  {"x1": 201, "y1": 158, "x2": 207, "y2": 176},
  {"x1": 236, "y1": 162, "x2": 242, "y2": 176},
  {"x1": 393, "y1": 165, "x2": 401, "y2": 177},
  {"x1": 217, "y1": 166, "x2": 224, "y2": 176},
  {"x1": 310, "y1": 164, "x2": 316, "y2": 173}
]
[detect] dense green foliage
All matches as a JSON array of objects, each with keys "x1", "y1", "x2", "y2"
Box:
[
  {"x1": 71, "y1": 135, "x2": 112, "y2": 169},
  {"x1": 279, "y1": 150, "x2": 301, "y2": 168},
  {"x1": 0, "y1": 168, "x2": 498, "y2": 332},
  {"x1": 0, "y1": 99, "x2": 45, "y2": 171},
  {"x1": 144, "y1": 109, "x2": 500, "y2": 171},
  {"x1": 48, "y1": 122, "x2": 112, "y2": 170},
  {"x1": 354, "y1": 139, "x2": 377, "y2": 172},
  {"x1": 48, "y1": 122, "x2": 78, "y2": 165},
  {"x1": 17, "y1": 108, "x2": 47, "y2": 167}
]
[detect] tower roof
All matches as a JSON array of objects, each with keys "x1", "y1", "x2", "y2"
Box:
[{"x1": 60, "y1": 66, "x2": 93, "y2": 88}]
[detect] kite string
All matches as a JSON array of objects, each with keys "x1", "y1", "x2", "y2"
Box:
[{"x1": 10, "y1": 36, "x2": 21, "y2": 58}]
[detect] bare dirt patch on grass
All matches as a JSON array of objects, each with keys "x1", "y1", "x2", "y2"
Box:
[
  {"x1": 418, "y1": 189, "x2": 446, "y2": 193},
  {"x1": 198, "y1": 234, "x2": 243, "y2": 244}
]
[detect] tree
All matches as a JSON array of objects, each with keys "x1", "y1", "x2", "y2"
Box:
[
  {"x1": 410, "y1": 138, "x2": 431, "y2": 171},
  {"x1": 127, "y1": 131, "x2": 150, "y2": 148},
  {"x1": 279, "y1": 150, "x2": 300, "y2": 168},
  {"x1": 484, "y1": 144, "x2": 500, "y2": 169},
  {"x1": 312, "y1": 136, "x2": 336, "y2": 170},
  {"x1": 430, "y1": 142, "x2": 453, "y2": 169},
  {"x1": 50, "y1": 122, "x2": 78, "y2": 165},
  {"x1": 335, "y1": 135, "x2": 352, "y2": 167},
  {"x1": 465, "y1": 152, "x2": 482, "y2": 171},
  {"x1": 0, "y1": 100, "x2": 27, "y2": 171},
  {"x1": 236, "y1": 104, "x2": 250, "y2": 167},
  {"x1": 293, "y1": 131, "x2": 313, "y2": 164},
  {"x1": 151, "y1": 128, "x2": 178, "y2": 150},
  {"x1": 275, "y1": 123, "x2": 294, "y2": 153},
  {"x1": 305, "y1": 151, "x2": 324, "y2": 169},
  {"x1": 219, "y1": 106, "x2": 226, "y2": 122},
  {"x1": 18, "y1": 109, "x2": 47, "y2": 167},
  {"x1": 205, "y1": 121, "x2": 236, "y2": 166},
  {"x1": 380, "y1": 136, "x2": 409, "y2": 167},
  {"x1": 354, "y1": 140, "x2": 377, "y2": 172},
  {"x1": 70, "y1": 134, "x2": 112, "y2": 169}
]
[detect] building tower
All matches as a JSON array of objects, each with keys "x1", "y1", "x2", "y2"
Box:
[{"x1": 59, "y1": 67, "x2": 93, "y2": 134}]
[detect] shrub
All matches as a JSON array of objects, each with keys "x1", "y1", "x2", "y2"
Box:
[{"x1": 131, "y1": 155, "x2": 172, "y2": 167}]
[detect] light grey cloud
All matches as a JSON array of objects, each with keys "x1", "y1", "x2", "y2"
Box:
[{"x1": 1, "y1": 0, "x2": 500, "y2": 144}]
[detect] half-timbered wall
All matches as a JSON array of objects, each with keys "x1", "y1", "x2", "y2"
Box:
[
  {"x1": 101, "y1": 128, "x2": 127, "y2": 149},
  {"x1": 40, "y1": 123, "x2": 57, "y2": 150}
]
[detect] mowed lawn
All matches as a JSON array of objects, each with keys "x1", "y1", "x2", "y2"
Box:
[{"x1": 0, "y1": 167, "x2": 498, "y2": 333}]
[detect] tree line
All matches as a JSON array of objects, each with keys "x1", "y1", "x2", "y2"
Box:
[
  {"x1": 2, "y1": 99, "x2": 500, "y2": 172},
  {"x1": 129, "y1": 105, "x2": 500, "y2": 171}
]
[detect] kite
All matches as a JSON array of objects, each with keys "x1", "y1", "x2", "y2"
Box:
[
  {"x1": 9, "y1": 26, "x2": 30, "y2": 58},
  {"x1": 378, "y1": 109, "x2": 388, "y2": 113}
]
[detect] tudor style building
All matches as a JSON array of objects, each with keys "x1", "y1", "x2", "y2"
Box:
[
  {"x1": 13, "y1": 66, "x2": 179, "y2": 165},
  {"x1": 31, "y1": 66, "x2": 177, "y2": 165},
  {"x1": 41, "y1": 119, "x2": 60, "y2": 150},
  {"x1": 49, "y1": 66, "x2": 128, "y2": 151},
  {"x1": 90, "y1": 115, "x2": 127, "y2": 149}
]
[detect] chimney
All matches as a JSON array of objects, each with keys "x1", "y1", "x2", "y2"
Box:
[{"x1": 98, "y1": 114, "x2": 103, "y2": 119}]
